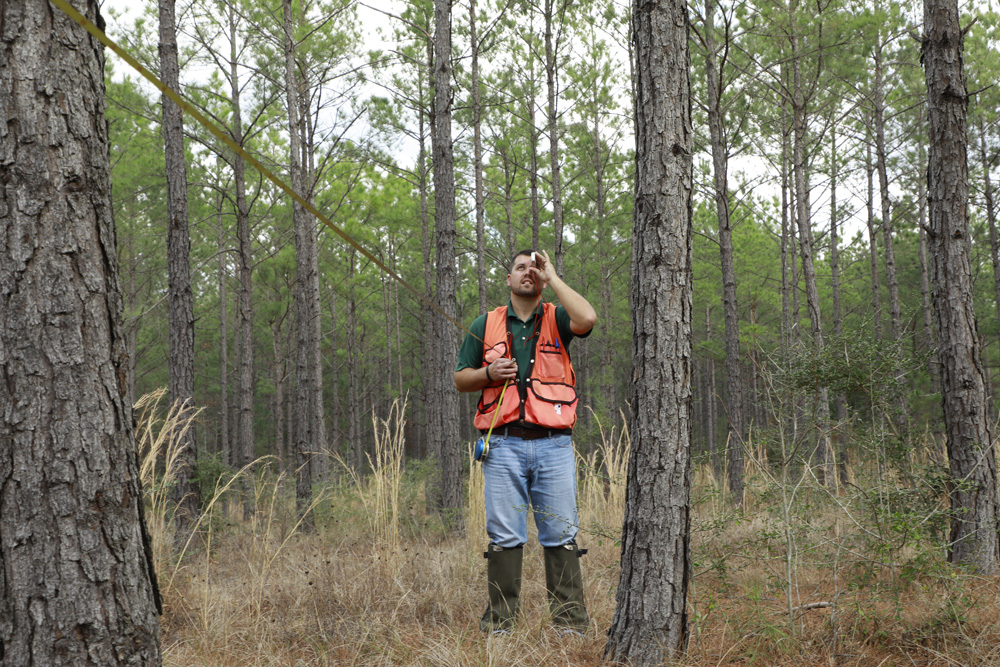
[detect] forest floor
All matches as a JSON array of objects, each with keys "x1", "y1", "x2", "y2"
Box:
[{"x1": 144, "y1": 406, "x2": 1000, "y2": 665}]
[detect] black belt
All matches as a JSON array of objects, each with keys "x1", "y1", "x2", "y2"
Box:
[{"x1": 482, "y1": 425, "x2": 572, "y2": 440}]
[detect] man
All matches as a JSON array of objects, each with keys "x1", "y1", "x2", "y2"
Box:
[{"x1": 454, "y1": 249, "x2": 597, "y2": 636}]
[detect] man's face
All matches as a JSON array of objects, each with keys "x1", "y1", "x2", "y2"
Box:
[{"x1": 507, "y1": 254, "x2": 538, "y2": 297}]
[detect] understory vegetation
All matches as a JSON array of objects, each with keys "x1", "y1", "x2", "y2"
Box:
[{"x1": 141, "y1": 393, "x2": 1000, "y2": 666}]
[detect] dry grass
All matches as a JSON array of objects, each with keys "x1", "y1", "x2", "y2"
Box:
[{"x1": 136, "y1": 398, "x2": 1000, "y2": 666}]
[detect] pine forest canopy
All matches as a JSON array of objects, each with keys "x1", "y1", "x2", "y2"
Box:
[{"x1": 102, "y1": 0, "x2": 1000, "y2": 501}]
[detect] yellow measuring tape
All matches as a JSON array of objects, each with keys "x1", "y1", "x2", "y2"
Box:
[
  {"x1": 49, "y1": 0, "x2": 477, "y2": 341},
  {"x1": 477, "y1": 379, "x2": 510, "y2": 461}
]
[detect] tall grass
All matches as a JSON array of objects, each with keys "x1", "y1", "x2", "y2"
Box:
[
  {"x1": 336, "y1": 399, "x2": 407, "y2": 569},
  {"x1": 578, "y1": 409, "x2": 629, "y2": 544},
  {"x1": 466, "y1": 441, "x2": 487, "y2": 566},
  {"x1": 141, "y1": 394, "x2": 1000, "y2": 666},
  {"x1": 135, "y1": 388, "x2": 201, "y2": 575}
]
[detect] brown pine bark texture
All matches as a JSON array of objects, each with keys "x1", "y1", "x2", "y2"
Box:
[
  {"x1": 226, "y1": 8, "x2": 255, "y2": 518},
  {"x1": 0, "y1": 0, "x2": 162, "y2": 663},
  {"x1": 605, "y1": 0, "x2": 692, "y2": 662},
  {"x1": 285, "y1": 0, "x2": 318, "y2": 517},
  {"x1": 159, "y1": 0, "x2": 201, "y2": 535},
  {"x1": 544, "y1": 0, "x2": 566, "y2": 276},
  {"x1": 431, "y1": 0, "x2": 463, "y2": 521},
  {"x1": 702, "y1": 0, "x2": 745, "y2": 504},
  {"x1": 923, "y1": 0, "x2": 1000, "y2": 573}
]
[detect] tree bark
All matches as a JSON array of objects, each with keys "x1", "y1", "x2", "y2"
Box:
[
  {"x1": 790, "y1": 11, "x2": 832, "y2": 485},
  {"x1": 873, "y1": 50, "x2": 901, "y2": 345},
  {"x1": 0, "y1": 1, "x2": 163, "y2": 661},
  {"x1": 285, "y1": 0, "x2": 317, "y2": 524},
  {"x1": 872, "y1": 48, "x2": 907, "y2": 437},
  {"x1": 978, "y1": 115, "x2": 1000, "y2": 383},
  {"x1": 918, "y1": 191, "x2": 939, "y2": 395},
  {"x1": 829, "y1": 127, "x2": 849, "y2": 482},
  {"x1": 780, "y1": 115, "x2": 791, "y2": 356},
  {"x1": 431, "y1": 0, "x2": 464, "y2": 527},
  {"x1": 916, "y1": 111, "x2": 939, "y2": 396},
  {"x1": 702, "y1": 0, "x2": 744, "y2": 504},
  {"x1": 347, "y1": 252, "x2": 361, "y2": 470},
  {"x1": 529, "y1": 57, "x2": 541, "y2": 252},
  {"x1": 544, "y1": 0, "x2": 567, "y2": 275},
  {"x1": 604, "y1": 0, "x2": 692, "y2": 661},
  {"x1": 922, "y1": 0, "x2": 1000, "y2": 573},
  {"x1": 418, "y1": 39, "x2": 439, "y2": 474},
  {"x1": 159, "y1": 0, "x2": 200, "y2": 541},
  {"x1": 469, "y1": 0, "x2": 488, "y2": 315},
  {"x1": 228, "y1": 8, "x2": 255, "y2": 520},
  {"x1": 704, "y1": 307, "x2": 719, "y2": 477},
  {"x1": 865, "y1": 131, "x2": 883, "y2": 341},
  {"x1": 271, "y1": 316, "x2": 287, "y2": 467},
  {"x1": 502, "y1": 149, "x2": 517, "y2": 256},
  {"x1": 328, "y1": 285, "x2": 340, "y2": 465},
  {"x1": 216, "y1": 191, "x2": 230, "y2": 466}
]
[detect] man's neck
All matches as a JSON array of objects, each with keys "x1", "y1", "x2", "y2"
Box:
[{"x1": 509, "y1": 293, "x2": 541, "y2": 322}]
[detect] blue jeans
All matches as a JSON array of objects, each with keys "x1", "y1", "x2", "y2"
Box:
[{"x1": 482, "y1": 432, "x2": 579, "y2": 548}]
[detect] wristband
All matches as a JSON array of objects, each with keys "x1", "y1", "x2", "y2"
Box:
[{"x1": 485, "y1": 365, "x2": 492, "y2": 381}]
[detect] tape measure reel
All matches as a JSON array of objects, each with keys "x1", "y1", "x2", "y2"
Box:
[{"x1": 474, "y1": 437, "x2": 490, "y2": 462}]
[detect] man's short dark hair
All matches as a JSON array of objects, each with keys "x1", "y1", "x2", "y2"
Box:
[{"x1": 509, "y1": 249, "x2": 536, "y2": 271}]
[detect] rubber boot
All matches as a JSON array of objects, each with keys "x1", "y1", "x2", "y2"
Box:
[
  {"x1": 544, "y1": 542, "x2": 589, "y2": 633},
  {"x1": 480, "y1": 543, "x2": 523, "y2": 633}
]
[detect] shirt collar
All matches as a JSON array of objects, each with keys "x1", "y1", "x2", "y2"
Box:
[{"x1": 507, "y1": 300, "x2": 541, "y2": 324}]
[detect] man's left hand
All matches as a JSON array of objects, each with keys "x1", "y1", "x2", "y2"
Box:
[{"x1": 529, "y1": 249, "x2": 556, "y2": 292}]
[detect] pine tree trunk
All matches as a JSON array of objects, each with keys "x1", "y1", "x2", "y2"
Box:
[
  {"x1": 829, "y1": 128, "x2": 849, "y2": 483},
  {"x1": 791, "y1": 25, "x2": 832, "y2": 486},
  {"x1": 417, "y1": 42, "x2": 440, "y2": 472},
  {"x1": 978, "y1": 116, "x2": 1000, "y2": 388},
  {"x1": 544, "y1": 0, "x2": 566, "y2": 275},
  {"x1": 529, "y1": 62, "x2": 541, "y2": 252},
  {"x1": 328, "y1": 286, "x2": 341, "y2": 464},
  {"x1": 504, "y1": 155, "x2": 517, "y2": 256},
  {"x1": 231, "y1": 279, "x2": 241, "y2": 466},
  {"x1": 922, "y1": 0, "x2": 1000, "y2": 573},
  {"x1": 393, "y1": 249, "x2": 404, "y2": 398},
  {"x1": 780, "y1": 119, "x2": 791, "y2": 356},
  {"x1": 596, "y1": 116, "x2": 615, "y2": 418},
  {"x1": 469, "y1": 0, "x2": 488, "y2": 315},
  {"x1": 874, "y1": 51, "x2": 901, "y2": 345},
  {"x1": 873, "y1": 51, "x2": 908, "y2": 438},
  {"x1": 125, "y1": 238, "x2": 139, "y2": 409},
  {"x1": 431, "y1": 0, "x2": 464, "y2": 528},
  {"x1": 285, "y1": 0, "x2": 316, "y2": 523},
  {"x1": 917, "y1": 125, "x2": 939, "y2": 395},
  {"x1": 704, "y1": 308, "x2": 719, "y2": 478},
  {"x1": 217, "y1": 193, "x2": 230, "y2": 467},
  {"x1": 159, "y1": 0, "x2": 200, "y2": 541},
  {"x1": 707, "y1": 359, "x2": 719, "y2": 478},
  {"x1": 272, "y1": 319, "x2": 287, "y2": 468},
  {"x1": 229, "y1": 9, "x2": 255, "y2": 520},
  {"x1": 865, "y1": 133, "x2": 883, "y2": 341},
  {"x1": 605, "y1": 0, "x2": 692, "y2": 661},
  {"x1": 0, "y1": 2, "x2": 163, "y2": 660},
  {"x1": 347, "y1": 252, "x2": 362, "y2": 470},
  {"x1": 702, "y1": 0, "x2": 744, "y2": 504}
]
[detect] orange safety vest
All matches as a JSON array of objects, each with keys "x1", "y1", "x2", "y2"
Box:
[{"x1": 474, "y1": 303, "x2": 578, "y2": 431}]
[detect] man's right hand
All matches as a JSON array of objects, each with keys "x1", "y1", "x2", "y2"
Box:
[
  {"x1": 455, "y1": 358, "x2": 518, "y2": 392},
  {"x1": 488, "y1": 358, "x2": 518, "y2": 382}
]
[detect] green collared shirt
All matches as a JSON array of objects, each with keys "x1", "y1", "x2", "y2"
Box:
[{"x1": 455, "y1": 300, "x2": 590, "y2": 385}]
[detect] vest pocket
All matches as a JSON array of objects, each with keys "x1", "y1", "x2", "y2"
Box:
[
  {"x1": 536, "y1": 345, "x2": 565, "y2": 379},
  {"x1": 484, "y1": 340, "x2": 507, "y2": 364},
  {"x1": 526, "y1": 381, "x2": 578, "y2": 427}
]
